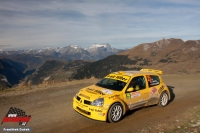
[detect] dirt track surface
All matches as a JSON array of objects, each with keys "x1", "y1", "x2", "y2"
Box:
[{"x1": 0, "y1": 75, "x2": 200, "y2": 133}]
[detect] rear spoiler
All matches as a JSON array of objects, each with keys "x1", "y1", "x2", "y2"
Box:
[{"x1": 140, "y1": 69, "x2": 163, "y2": 75}]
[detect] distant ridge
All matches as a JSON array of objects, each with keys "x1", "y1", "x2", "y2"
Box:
[{"x1": 0, "y1": 43, "x2": 124, "y2": 61}]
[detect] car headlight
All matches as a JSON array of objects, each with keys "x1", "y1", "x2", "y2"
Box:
[{"x1": 91, "y1": 98, "x2": 104, "y2": 106}]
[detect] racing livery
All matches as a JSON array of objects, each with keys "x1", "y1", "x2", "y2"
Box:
[{"x1": 73, "y1": 69, "x2": 170, "y2": 122}]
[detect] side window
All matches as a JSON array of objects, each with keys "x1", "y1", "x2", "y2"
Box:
[
  {"x1": 128, "y1": 76, "x2": 146, "y2": 91},
  {"x1": 146, "y1": 75, "x2": 160, "y2": 87}
]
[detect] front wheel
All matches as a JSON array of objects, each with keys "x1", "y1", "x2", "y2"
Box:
[
  {"x1": 158, "y1": 92, "x2": 169, "y2": 107},
  {"x1": 108, "y1": 103, "x2": 123, "y2": 123}
]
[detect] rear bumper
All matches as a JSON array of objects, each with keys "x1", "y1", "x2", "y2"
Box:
[{"x1": 73, "y1": 97, "x2": 108, "y2": 121}]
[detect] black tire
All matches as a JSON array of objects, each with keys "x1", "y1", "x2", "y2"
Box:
[
  {"x1": 108, "y1": 103, "x2": 123, "y2": 123},
  {"x1": 158, "y1": 92, "x2": 169, "y2": 107}
]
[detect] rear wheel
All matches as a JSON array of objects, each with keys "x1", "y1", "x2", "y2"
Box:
[
  {"x1": 108, "y1": 103, "x2": 123, "y2": 123},
  {"x1": 158, "y1": 92, "x2": 169, "y2": 107}
]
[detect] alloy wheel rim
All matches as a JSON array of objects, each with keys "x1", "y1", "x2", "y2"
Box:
[
  {"x1": 111, "y1": 105, "x2": 122, "y2": 121},
  {"x1": 161, "y1": 93, "x2": 168, "y2": 106}
]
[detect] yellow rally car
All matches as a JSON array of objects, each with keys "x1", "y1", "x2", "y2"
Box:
[{"x1": 73, "y1": 69, "x2": 170, "y2": 122}]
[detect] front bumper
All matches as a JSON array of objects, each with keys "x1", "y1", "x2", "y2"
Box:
[{"x1": 73, "y1": 97, "x2": 108, "y2": 121}]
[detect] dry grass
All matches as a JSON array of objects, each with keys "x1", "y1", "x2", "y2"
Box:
[{"x1": 0, "y1": 78, "x2": 99, "y2": 97}]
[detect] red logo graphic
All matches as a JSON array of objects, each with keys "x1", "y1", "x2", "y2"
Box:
[{"x1": 1, "y1": 107, "x2": 31, "y2": 126}]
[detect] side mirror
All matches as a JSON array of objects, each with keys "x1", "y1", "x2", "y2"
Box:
[{"x1": 127, "y1": 87, "x2": 134, "y2": 92}]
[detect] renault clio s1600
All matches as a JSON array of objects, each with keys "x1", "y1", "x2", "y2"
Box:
[{"x1": 73, "y1": 69, "x2": 170, "y2": 122}]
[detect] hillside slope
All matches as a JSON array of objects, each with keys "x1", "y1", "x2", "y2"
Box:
[
  {"x1": 118, "y1": 38, "x2": 200, "y2": 74},
  {"x1": 71, "y1": 55, "x2": 143, "y2": 79},
  {"x1": 24, "y1": 60, "x2": 91, "y2": 85},
  {"x1": 0, "y1": 58, "x2": 26, "y2": 86},
  {"x1": 71, "y1": 38, "x2": 200, "y2": 80},
  {"x1": 5, "y1": 54, "x2": 71, "y2": 71}
]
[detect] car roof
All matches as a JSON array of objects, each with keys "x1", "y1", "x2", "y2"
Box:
[{"x1": 112, "y1": 70, "x2": 159, "y2": 76}]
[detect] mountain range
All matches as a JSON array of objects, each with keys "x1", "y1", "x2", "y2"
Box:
[
  {"x1": 0, "y1": 43, "x2": 123, "y2": 61},
  {"x1": 24, "y1": 38, "x2": 200, "y2": 86},
  {"x1": 1, "y1": 38, "x2": 200, "y2": 88},
  {"x1": 0, "y1": 43, "x2": 123, "y2": 88}
]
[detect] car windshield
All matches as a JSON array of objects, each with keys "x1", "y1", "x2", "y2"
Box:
[{"x1": 96, "y1": 78, "x2": 126, "y2": 91}]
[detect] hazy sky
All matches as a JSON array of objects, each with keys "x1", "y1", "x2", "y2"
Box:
[{"x1": 0, "y1": 0, "x2": 200, "y2": 50}]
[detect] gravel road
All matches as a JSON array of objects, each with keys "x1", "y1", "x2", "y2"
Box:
[{"x1": 0, "y1": 75, "x2": 200, "y2": 133}]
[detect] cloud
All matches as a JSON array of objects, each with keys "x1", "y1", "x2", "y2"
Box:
[{"x1": 0, "y1": 0, "x2": 199, "y2": 50}]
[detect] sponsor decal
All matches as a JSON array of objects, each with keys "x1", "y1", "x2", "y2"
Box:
[
  {"x1": 126, "y1": 92, "x2": 141, "y2": 99},
  {"x1": 150, "y1": 87, "x2": 157, "y2": 94},
  {"x1": 112, "y1": 97, "x2": 118, "y2": 100},
  {"x1": 126, "y1": 93, "x2": 131, "y2": 99},
  {"x1": 146, "y1": 75, "x2": 160, "y2": 86},
  {"x1": 1, "y1": 107, "x2": 31, "y2": 126},
  {"x1": 95, "y1": 109, "x2": 102, "y2": 112},
  {"x1": 108, "y1": 94, "x2": 120, "y2": 99},
  {"x1": 89, "y1": 108, "x2": 94, "y2": 111},
  {"x1": 158, "y1": 85, "x2": 165, "y2": 94},
  {"x1": 150, "y1": 81, "x2": 159, "y2": 86},
  {"x1": 89, "y1": 108, "x2": 102, "y2": 112},
  {"x1": 87, "y1": 88, "x2": 105, "y2": 95},
  {"x1": 105, "y1": 74, "x2": 131, "y2": 82},
  {"x1": 79, "y1": 93, "x2": 90, "y2": 100},
  {"x1": 102, "y1": 89, "x2": 112, "y2": 94}
]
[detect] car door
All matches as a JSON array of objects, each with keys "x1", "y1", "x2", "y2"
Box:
[
  {"x1": 123, "y1": 76, "x2": 149, "y2": 110},
  {"x1": 146, "y1": 75, "x2": 162, "y2": 105}
]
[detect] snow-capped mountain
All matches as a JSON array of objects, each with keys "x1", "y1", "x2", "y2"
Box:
[
  {"x1": 85, "y1": 43, "x2": 112, "y2": 51},
  {"x1": 85, "y1": 43, "x2": 123, "y2": 60},
  {"x1": 0, "y1": 43, "x2": 123, "y2": 61},
  {"x1": 59, "y1": 45, "x2": 93, "y2": 60},
  {"x1": 85, "y1": 43, "x2": 120, "y2": 53}
]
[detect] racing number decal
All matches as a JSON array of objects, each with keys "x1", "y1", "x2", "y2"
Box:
[{"x1": 146, "y1": 75, "x2": 152, "y2": 84}]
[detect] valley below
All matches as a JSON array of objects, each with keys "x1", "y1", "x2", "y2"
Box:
[{"x1": 0, "y1": 74, "x2": 200, "y2": 133}]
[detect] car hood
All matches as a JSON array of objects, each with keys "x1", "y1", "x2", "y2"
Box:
[{"x1": 78, "y1": 85, "x2": 119, "y2": 101}]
